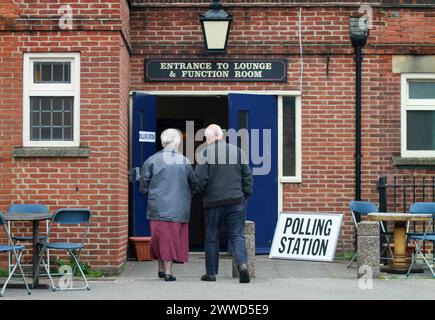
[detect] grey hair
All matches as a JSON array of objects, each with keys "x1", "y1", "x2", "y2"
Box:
[
  {"x1": 160, "y1": 128, "x2": 181, "y2": 149},
  {"x1": 204, "y1": 125, "x2": 223, "y2": 139}
]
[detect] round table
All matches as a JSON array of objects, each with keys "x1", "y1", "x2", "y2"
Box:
[
  {"x1": 368, "y1": 212, "x2": 432, "y2": 273},
  {"x1": 3, "y1": 213, "x2": 52, "y2": 288}
]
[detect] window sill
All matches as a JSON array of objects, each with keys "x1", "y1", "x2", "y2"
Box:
[
  {"x1": 392, "y1": 157, "x2": 435, "y2": 167},
  {"x1": 12, "y1": 147, "x2": 90, "y2": 158},
  {"x1": 280, "y1": 177, "x2": 302, "y2": 184}
]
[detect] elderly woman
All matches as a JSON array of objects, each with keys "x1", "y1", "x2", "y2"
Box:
[{"x1": 139, "y1": 129, "x2": 196, "y2": 281}]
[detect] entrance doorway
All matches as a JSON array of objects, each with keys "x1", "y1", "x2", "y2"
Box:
[
  {"x1": 156, "y1": 96, "x2": 228, "y2": 250},
  {"x1": 130, "y1": 92, "x2": 278, "y2": 254}
]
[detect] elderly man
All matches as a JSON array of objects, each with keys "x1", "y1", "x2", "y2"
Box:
[
  {"x1": 140, "y1": 129, "x2": 197, "y2": 282},
  {"x1": 196, "y1": 124, "x2": 253, "y2": 283}
]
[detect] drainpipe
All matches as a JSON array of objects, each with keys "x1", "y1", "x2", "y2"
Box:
[{"x1": 349, "y1": 17, "x2": 369, "y2": 202}]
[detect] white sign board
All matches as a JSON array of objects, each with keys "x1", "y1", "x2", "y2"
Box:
[
  {"x1": 139, "y1": 131, "x2": 156, "y2": 143},
  {"x1": 269, "y1": 212, "x2": 343, "y2": 262}
]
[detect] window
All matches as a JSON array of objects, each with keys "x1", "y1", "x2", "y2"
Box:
[
  {"x1": 278, "y1": 96, "x2": 301, "y2": 182},
  {"x1": 237, "y1": 110, "x2": 249, "y2": 154},
  {"x1": 401, "y1": 74, "x2": 435, "y2": 157},
  {"x1": 23, "y1": 53, "x2": 80, "y2": 147}
]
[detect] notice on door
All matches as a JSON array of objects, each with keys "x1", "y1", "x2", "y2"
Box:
[
  {"x1": 139, "y1": 131, "x2": 156, "y2": 143},
  {"x1": 144, "y1": 59, "x2": 287, "y2": 82},
  {"x1": 269, "y1": 212, "x2": 343, "y2": 262}
]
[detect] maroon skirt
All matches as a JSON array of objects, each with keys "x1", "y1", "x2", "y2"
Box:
[{"x1": 149, "y1": 220, "x2": 189, "y2": 263}]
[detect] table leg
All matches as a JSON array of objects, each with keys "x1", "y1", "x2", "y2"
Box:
[
  {"x1": 32, "y1": 220, "x2": 40, "y2": 288},
  {"x1": 31, "y1": 221, "x2": 49, "y2": 289},
  {"x1": 391, "y1": 221, "x2": 408, "y2": 270}
]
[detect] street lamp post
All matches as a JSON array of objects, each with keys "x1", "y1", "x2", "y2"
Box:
[
  {"x1": 200, "y1": 0, "x2": 233, "y2": 53},
  {"x1": 349, "y1": 17, "x2": 369, "y2": 203}
]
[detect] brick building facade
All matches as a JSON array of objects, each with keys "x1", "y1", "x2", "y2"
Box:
[{"x1": 0, "y1": 0, "x2": 434, "y2": 273}]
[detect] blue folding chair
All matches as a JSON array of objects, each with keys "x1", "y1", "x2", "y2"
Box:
[
  {"x1": 406, "y1": 202, "x2": 435, "y2": 278},
  {"x1": 7, "y1": 204, "x2": 50, "y2": 275},
  {"x1": 347, "y1": 201, "x2": 394, "y2": 268},
  {"x1": 37, "y1": 208, "x2": 92, "y2": 291},
  {"x1": 0, "y1": 213, "x2": 31, "y2": 297}
]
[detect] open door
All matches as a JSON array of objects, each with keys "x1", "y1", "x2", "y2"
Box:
[
  {"x1": 130, "y1": 92, "x2": 157, "y2": 237},
  {"x1": 228, "y1": 93, "x2": 278, "y2": 253}
]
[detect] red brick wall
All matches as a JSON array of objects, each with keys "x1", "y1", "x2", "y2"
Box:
[
  {"x1": 0, "y1": 0, "x2": 132, "y2": 273},
  {"x1": 0, "y1": 0, "x2": 20, "y2": 19},
  {"x1": 1, "y1": 1, "x2": 435, "y2": 272},
  {"x1": 130, "y1": 5, "x2": 435, "y2": 252}
]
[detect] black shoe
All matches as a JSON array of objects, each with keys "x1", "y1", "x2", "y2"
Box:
[
  {"x1": 239, "y1": 265, "x2": 250, "y2": 283},
  {"x1": 164, "y1": 274, "x2": 176, "y2": 282},
  {"x1": 201, "y1": 274, "x2": 216, "y2": 282},
  {"x1": 158, "y1": 271, "x2": 165, "y2": 279}
]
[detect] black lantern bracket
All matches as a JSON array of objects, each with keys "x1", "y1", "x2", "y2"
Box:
[{"x1": 200, "y1": 0, "x2": 233, "y2": 54}]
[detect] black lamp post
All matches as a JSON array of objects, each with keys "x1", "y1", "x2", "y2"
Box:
[
  {"x1": 200, "y1": 0, "x2": 233, "y2": 53},
  {"x1": 349, "y1": 16, "x2": 369, "y2": 203}
]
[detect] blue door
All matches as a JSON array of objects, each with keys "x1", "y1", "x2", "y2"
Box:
[
  {"x1": 228, "y1": 93, "x2": 278, "y2": 253},
  {"x1": 130, "y1": 93, "x2": 157, "y2": 237}
]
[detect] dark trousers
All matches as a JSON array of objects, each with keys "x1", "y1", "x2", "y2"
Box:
[{"x1": 204, "y1": 202, "x2": 248, "y2": 275}]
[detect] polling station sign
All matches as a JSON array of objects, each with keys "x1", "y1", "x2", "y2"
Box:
[{"x1": 269, "y1": 212, "x2": 343, "y2": 262}]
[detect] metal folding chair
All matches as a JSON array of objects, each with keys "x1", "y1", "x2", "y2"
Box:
[
  {"x1": 36, "y1": 208, "x2": 92, "y2": 291},
  {"x1": 7, "y1": 204, "x2": 50, "y2": 276},
  {"x1": 406, "y1": 202, "x2": 435, "y2": 278},
  {"x1": 0, "y1": 213, "x2": 31, "y2": 297},
  {"x1": 347, "y1": 201, "x2": 394, "y2": 268}
]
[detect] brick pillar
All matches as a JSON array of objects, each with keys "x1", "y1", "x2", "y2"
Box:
[{"x1": 232, "y1": 220, "x2": 255, "y2": 278}]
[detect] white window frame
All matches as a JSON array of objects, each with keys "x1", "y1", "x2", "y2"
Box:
[
  {"x1": 401, "y1": 73, "x2": 435, "y2": 157},
  {"x1": 23, "y1": 52, "x2": 80, "y2": 147},
  {"x1": 278, "y1": 95, "x2": 302, "y2": 183}
]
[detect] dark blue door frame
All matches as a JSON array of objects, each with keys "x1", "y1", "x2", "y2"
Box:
[
  {"x1": 228, "y1": 93, "x2": 278, "y2": 254},
  {"x1": 130, "y1": 93, "x2": 157, "y2": 237},
  {"x1": 130, "y1": 92, "x2": 279, "y2": 254}
]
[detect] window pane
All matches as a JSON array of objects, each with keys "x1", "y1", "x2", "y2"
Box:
[
  {"x1": 64, "y1": 98, "x2": 73, "y2": 111},
  {"x1": 41, "y1": 127, "x2": 51, "y2": 140},
  {"x1": 33, "y1": 62, "x2": 71, "y2": 83},
  {"x1": 41, "y1": 97, "x2": 51, "y2": 111},
  {"x1": 34, "y1": 64, "x2": 41, "y2": 82},
  {"x1": 64, "y1": 111, "x2": 72, "y2": 126},
  {"x1": 29, "y1": 97, "x2": 74, "y2": 141},
  {"x1": 31, "y1": 111, "x2": 40, "y2": 126},
  {"x1": 238, "y1": 110, "x2": 249, "y2": 154},
  {"x1": 407, "y1": 111, "x2": 435, "y2": 150},
  {"x1": 53, "y1": 112, "x2": 62, "y2": 126},
  {"x1": 64, "y1": 63, "x2": 70, "y2": 82},
  {"x1": 409, "y1": 81, "x2": 435, "y2": 99},
  {"x1": 41, "y1": 112, "x2": 51, "y2": 126},
  {"x1": 283, "y1": 96, "x2": 296, "y2": 177},
  {"x1": 53, "y1": 127, "x2": 63, "y2": 140},
  {"x1": 30, "y1": 97, "x2": 40, "y2": 111},
  {"x1": 53, "y1": 63, "x2": 63, "y2": 82},
  {"x1": 31, "y1": 127, "x2": 40, "y2": 140},
  {"x1": 41, "y1": 63, "x2": 51, "y2": 82},
  {"x1": 64, "y1": 126, "x2": 73, "y2": 140},
  {"x1": 52, "y1": 97, "x2": 63, "y2": 111}
]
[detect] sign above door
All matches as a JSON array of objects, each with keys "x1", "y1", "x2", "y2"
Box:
[{"x1": 144, "y1": 59, "x2": 287, "y2": 82}]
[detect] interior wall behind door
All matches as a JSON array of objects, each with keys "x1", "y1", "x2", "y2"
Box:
[
  {"x1": 157, "y1": 96, "x2": 228, "y2": 133},
  {"x1": 156, "y1": 95, "x2": 228, "y2": 250}
]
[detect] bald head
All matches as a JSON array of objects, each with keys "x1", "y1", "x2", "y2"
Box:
[{"x1": 204, "y1": 124, "x2": 224, "y2": 145}]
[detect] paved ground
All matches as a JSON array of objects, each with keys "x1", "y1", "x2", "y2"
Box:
[{"x1": 2, "y1": 254, "x2": 435, "y2": 300}]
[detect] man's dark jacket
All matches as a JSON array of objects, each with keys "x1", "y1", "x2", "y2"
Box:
[{"x1": 195, "y1": 140, "x2": 253, "y2": 208}]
